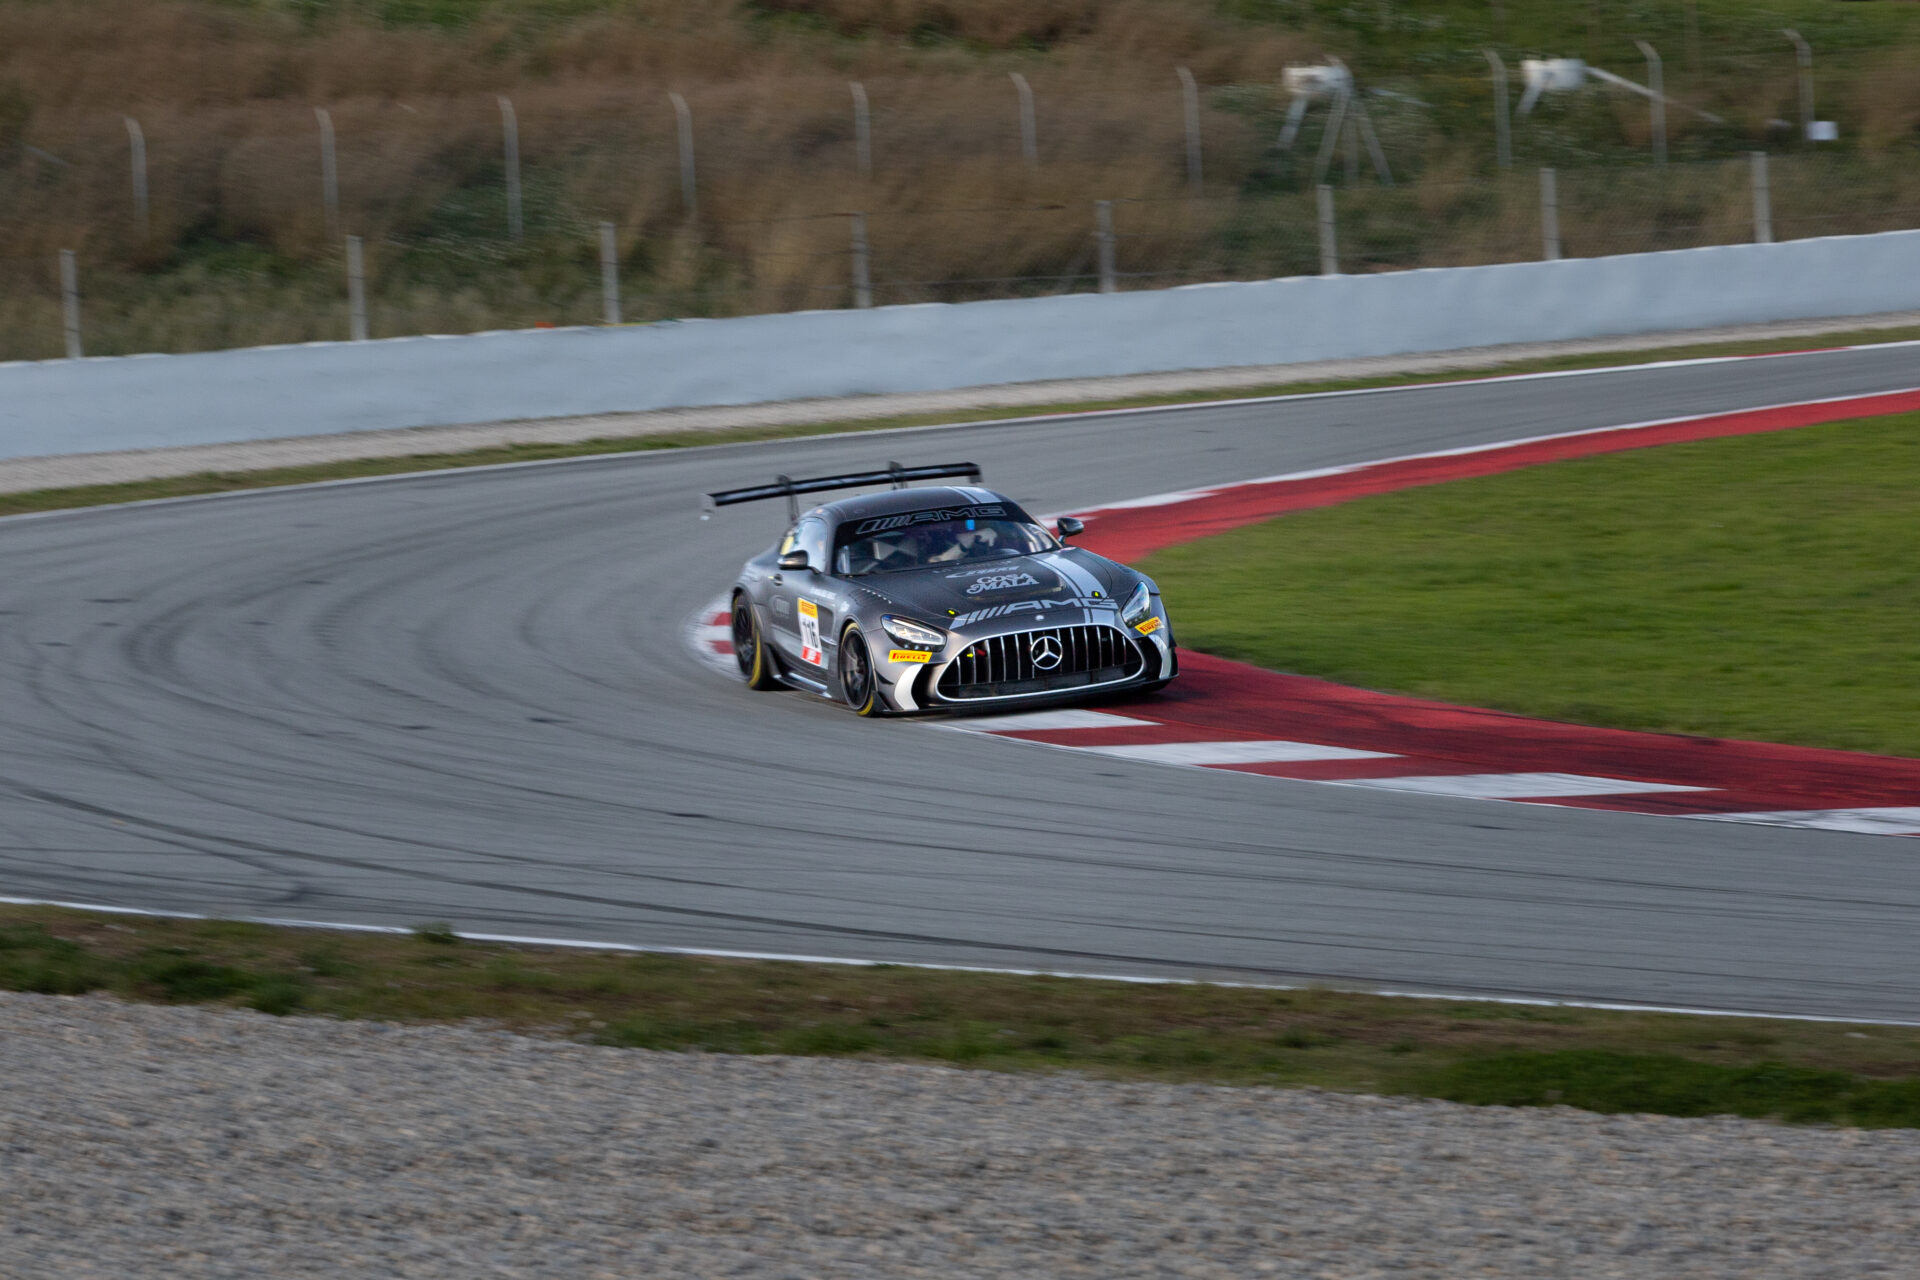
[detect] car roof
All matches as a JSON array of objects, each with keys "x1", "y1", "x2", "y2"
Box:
[{"x1": 807, "y1": 485, "x2": 1016, "y2": 525}]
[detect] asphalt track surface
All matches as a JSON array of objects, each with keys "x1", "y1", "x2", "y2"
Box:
[{"x1": 4, "y1": 345, "x2": 1919, "y2": 1021}]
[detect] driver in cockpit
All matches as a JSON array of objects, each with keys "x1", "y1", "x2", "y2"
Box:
[
  {"x1": 858, "y1": 529, "x2": 926, "y2": 574},
  {"x1": 930, "y1": 519, "x2": 999, "y2": 563}
]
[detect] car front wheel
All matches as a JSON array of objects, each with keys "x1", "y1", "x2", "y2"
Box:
[
  {"x1": 733, "y1": 596, "x2": 781, "y2": 691},
  {"x1": 838, "y1": 625, "x2": 882, "y2": 716}
]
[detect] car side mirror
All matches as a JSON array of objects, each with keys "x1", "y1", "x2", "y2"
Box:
[
  {"x1": 777, "y1": 550, "x2": 811, "y2": 572},
  {"x1": 1055, "y1": 516, "x2": 1085, "y2": 540}
]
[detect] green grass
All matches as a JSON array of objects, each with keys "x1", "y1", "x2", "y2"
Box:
[
  {"x1": 1141, "y1": 409, "x2": 1920, "y2": 757},
  {"x1": 1421, "y1": 1051, "x2": 1920, "y2": 1128},
  {"x1": 6, "y1": 904, "x2": 1920, "y2": 1127},
  {"x1": 6, "y1": 322, "x2": 1918, "y2": 520}
]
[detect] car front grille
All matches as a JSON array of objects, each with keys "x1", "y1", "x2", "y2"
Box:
[{"x1": 935, "y1": 624, "x2": 1146, "y2": 701}]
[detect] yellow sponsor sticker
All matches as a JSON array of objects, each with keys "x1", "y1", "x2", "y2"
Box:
[
  {"x1": 1134, "y1": 616, "x2": 1163, "y2": 636},
  {"x1": 888, "y1": 649, "x2": 934, "y2": 664}
]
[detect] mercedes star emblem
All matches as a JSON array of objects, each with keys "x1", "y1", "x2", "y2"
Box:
[{"x1": 1029, "y1": 634, "x2": 1064, "y2": 671}]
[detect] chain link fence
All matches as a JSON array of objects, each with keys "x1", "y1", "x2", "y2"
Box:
[{"x1": 4, "y1": 74, "x2": 1917, "y2": 361}]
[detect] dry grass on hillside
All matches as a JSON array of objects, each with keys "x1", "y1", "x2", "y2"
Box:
[
  {"x1": 0, "y1": 0, "x2": 1312, "y2": 111},
  {"x1": 2, "y1": 0, "x2": 1916, "y2": 358},
  {"x1": 1, "y1": 0, "x2": 1314, "y2": 265}
]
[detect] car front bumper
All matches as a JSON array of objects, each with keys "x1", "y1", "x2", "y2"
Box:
[{"x1": 878, "y1": 616, "x2": 1175, "y2": 713}]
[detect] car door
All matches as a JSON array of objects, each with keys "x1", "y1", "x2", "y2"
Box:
[{"x1": 767, "y1": 516, "x2": 836, "y2": 676}]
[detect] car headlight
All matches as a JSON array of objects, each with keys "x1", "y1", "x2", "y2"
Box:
[
  {"x1": 1119, "y1": 582, "x2": 1154, "y2": 628},
  {"x1": 881, "y1": 616, "x2": 947, "y2": 650}
]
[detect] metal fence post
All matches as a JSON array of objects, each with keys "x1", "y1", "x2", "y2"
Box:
[
  {"x1": 1540, "y1": 166, "x2": 1562, "y2": 260},
  {"x1": 1095, "y1": 200, "x2": 1116, "y2": 294},
  {"x1": 1483, "y1": 50, "x2": 1512, "y2": 169},
  {"x1": 1317, "y1": 184, "x2": 1338, "y2": 276},
  {"x1": 1751, "y1": 152, "x2": 1773, "y2": 244},
  {"x1": 599, "y1": 221, "x2": 620, "y2": 324},
  {"x1": 850, "y1": 81, "x2": 872, "y2": 184},
  {"x1": 346, "y1": 235, "x2": 368, "y2": 341},
  {"x1": 498, "y1": 96, "x2": 523, "y2": 240},
  {"x1": 1176, "y1": 67, "x2": 1202, "y2": 194},
  {"x1": 315, "y1": 107, "x2": 339, "y2": 241},
  {"x1": 669, "y1": 92, "x2": 697, "y2": 222},
  {"x1": 1784, "y1": 29, "x2": 1814, "y2": 141},
  {"x1": 59, "y1": 250, "x2": 81, "y2": 359},
  {"x1": 1010, "y1": 72, "x2": 1037, "y2": 167},
  {"x1": 1635, "y1": 40, "x2": 1666, "y2": 165},
  {"x1": 1311, "y1": 85, "x2": 1350, "y2": 187},
  {"x1": 124, "y1": 117, "x2": 149, "y2": 237},
  {"x1": 850, "y1": 213, "x2": 872, "y2": 308}
]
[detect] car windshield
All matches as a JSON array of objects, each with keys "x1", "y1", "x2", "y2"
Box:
[{"x1": 834, "y1": 517, "x2": 1057, "y2": 576}]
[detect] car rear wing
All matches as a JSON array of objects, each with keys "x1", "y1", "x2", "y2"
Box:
[{"x1": 702, "y1": 461, "x2": 983, "y2": 521}]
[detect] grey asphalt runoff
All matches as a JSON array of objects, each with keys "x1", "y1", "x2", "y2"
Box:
[{"x1": 3, "y1": 345, "x2": 1919, "y2": 1021}]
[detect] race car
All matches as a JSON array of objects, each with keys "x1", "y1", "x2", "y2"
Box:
[{"x1": 707, "y1": 462, "x2": 1175, "y2": 715}]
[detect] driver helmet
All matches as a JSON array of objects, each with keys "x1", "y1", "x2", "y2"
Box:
[
  {"x1": 882, "y1": 529, "x2": 930, "y2": 566},
  {"x1": 956, "y1": 519, "x2": 999, "y2": 555}
]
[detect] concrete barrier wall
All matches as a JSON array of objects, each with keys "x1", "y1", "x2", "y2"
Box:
[{"x1": 7, "y1": 229, "x2": 1920, "y2": 461}]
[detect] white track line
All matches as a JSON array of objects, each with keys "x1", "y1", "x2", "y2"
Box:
[
  {"x1": 1688, "y1": 807, "x2": 1920, "y2": 836},
  {"x1": 942, "y1": 709, "x2": 1161, "y2": 732},
  {"x1": 1335, "y1": 772, "x2": 1708, "y2": 799},
  {"x1": 4, "y1": 892, "x2": 1913, "y2": 1027},
  {"x1": 1080, "y1": 740, "x2": 1395, "y2": 765}
]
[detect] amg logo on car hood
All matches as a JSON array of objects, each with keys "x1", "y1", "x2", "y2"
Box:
[
  {"x1": 952, "y1": 597, "x2": 1118, "y2": 627},
  {"x1": 851, "y1": 504, "x2": 1007, "y2": 535}
]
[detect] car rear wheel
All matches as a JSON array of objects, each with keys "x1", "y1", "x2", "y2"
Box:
[
  {"x1": 838, "y1": 625, "x2": 882, "y2": 716},
  {"x1": 733, "y1": 596, "x2": 781, "y2": 691}
]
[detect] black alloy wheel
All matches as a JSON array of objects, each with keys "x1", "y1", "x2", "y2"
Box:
[
  {"x1": 733, "y1": 596, "x2": 780, "y2": 690},
  {"x1": 838, "y1": 626, "x2": 880, "y2": 715}
]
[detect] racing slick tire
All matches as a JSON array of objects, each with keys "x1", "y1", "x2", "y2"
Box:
[
  {"x1": 733, "y1": 595, "x2": 782, "y2": 691},
  {"x1": 837, "y1": 624, "x2": 884, "y2": 716}
]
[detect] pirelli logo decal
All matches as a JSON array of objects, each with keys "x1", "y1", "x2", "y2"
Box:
[{"x1": 851, "y1": 504, "x2": 1006, "y2": 536}]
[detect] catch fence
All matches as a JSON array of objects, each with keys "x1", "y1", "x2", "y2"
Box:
[{"x1": 9, "y1": 149, "x2": 1917, "y2": 362}]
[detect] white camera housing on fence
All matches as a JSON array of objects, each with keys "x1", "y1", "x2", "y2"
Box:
[
  {"x1": 1521, "y1": 59, "x2": 1587, "y2": 92},
  {"x1": 1282, "y1": 64, "x2": 1353, "y2": 99}
]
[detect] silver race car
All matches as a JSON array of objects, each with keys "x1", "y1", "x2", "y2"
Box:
[{"x1": 708, "y1": 462, "x2": 1176, "y2": 715}]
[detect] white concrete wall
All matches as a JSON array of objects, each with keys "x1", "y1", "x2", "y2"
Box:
[{"x1": 6, "y1": 229, "x2": 1920, "y2": 461}]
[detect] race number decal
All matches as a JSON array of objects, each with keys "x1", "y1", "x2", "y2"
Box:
[{"x1": 797, "y1": 598, "x2": 824, "y2": 665}]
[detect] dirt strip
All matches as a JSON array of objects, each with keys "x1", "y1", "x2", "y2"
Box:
[{"x1": 5, "y1": 310, "x2": 1917, "y2": 496}]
